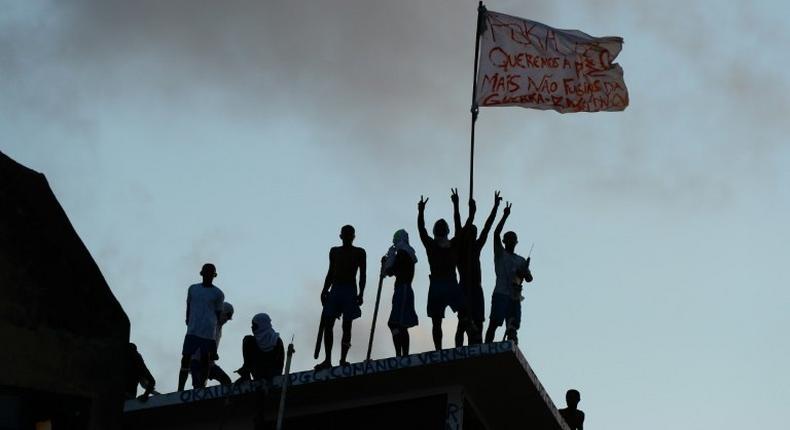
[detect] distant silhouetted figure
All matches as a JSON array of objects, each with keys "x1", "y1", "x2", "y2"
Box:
[
  {"x1": 207, "y1": 302, "x2": 234, "y2": 385},
  {"x1": 453, "y1": 190, "x2": 501, "y2": 346},
  {"x1": 235, "y1": 313, "x2": 285, "y2": 382},
  {"x1": 381, "y1": 229, "x2": 419, "y2": 357},
  {"x1": 178, "y1": 263, "x2": 225, "y2": 390},
  {"x1": 315, "y1": 225, "x2": 367, "y2": 370},
  {"x1": 484, "y1": 203, "x2": 533, "y2": 344},
  {"x1": 124, "y1": 343, "x2": 156, "y2": 401},
  {"x1": 559, "y1": 389, "x2": 585, "y2": 430}
]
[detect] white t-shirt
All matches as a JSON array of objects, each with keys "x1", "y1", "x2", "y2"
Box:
[
  {"x1": 186, "y1": 283, "x2": 225, "y2": 340},
  {"x1": 493, "y1": 241, "x2": 530, "y2": 297}
]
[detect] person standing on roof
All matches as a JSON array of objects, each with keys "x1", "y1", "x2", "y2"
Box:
[
  {"x1": 484, "y1": 203, "x2": 533, "y2": 344},
  {"x1": 417, "y1": 195, "x2": 461, "y2": 351},
  {"x1": 381, "y1": 229, "x2": 419, "y2": 357},
  {"x1": 207, "y1": 301, "x2": 234, "y2": 385},
  {"x1": 178, "y1": 263, "x2": 225, "y2": 390},
  {"x1": 315, "y1": 225, "x2": 367, "y2": 370},
  {"x1": 453, "y1": 190, "x2": 501, "y2": 346}
]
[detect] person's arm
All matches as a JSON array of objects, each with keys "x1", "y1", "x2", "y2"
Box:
[
  {"x1": 185, "y1": 288, "x2": 191, "y2": 325},
  {"x1": 215, "y1": 291, "x2": 225, "y2": 324},
  {"x1": 451, "y1": 188, "x2": 462, "y2": 236},
  {"x1": 138, "y1": 355, "x2": 156, "y2": 401},
  {"x1": 579, "y1": 411, "x2": 585, "y2": 430},
  {"x1": 275, "y1": 338, "x2": 285, "y2": 375},
  {"x1": 322, "y1": 249, "x2": 334, "y2": 303},
  {"x1": 417, "y1": 195, "x2": 431, "y2": 246},
  {"x1": 357, "y1": 249, "x2": 366, "y2": 305},
  {"x1": 493, "y1": 202, "x2": 511, "y2": 255},
  {"x1": 477, "y1": 191, "x2": 501, "y2": 248},
  {"x1": 464, "y1": 198, "x2": 477, "y2": 231}
]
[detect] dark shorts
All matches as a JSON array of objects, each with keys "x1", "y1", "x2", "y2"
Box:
[
  {"x1": 389, "y1": 283, "x2": 418, "y2": 328},
  {"x1": 489, "y1": 293, "x2": 521, "y2": 329},
  {"x1": 458, "y1": 283, "x2": 485, "y2": 323},
  {"x1": 182, "y1": 334, "x2": 217, "y2": 358},
  {"x1": 426, "y1": 276, "x2": 462, "y2": 319},
  {"x1": 322, "y1": 283, "x2": 362, "y2": 322}
]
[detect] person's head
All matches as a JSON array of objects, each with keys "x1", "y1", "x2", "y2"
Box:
[
  {"x1": 466, "y1": 224, "x2": 478, "y2": 241},
  {"x1": 433, "y1": 219, "x2": 449, "y2": 239},
  {"x1": 200, "y1": 263, "x2": 217, "y2": 284},
  {"x1": 251, "y1": 313, "x2": 272, "y2": 333},
  {"x1": 566, "y1": 389, "x2": 580, "y2": 409},
  {"x1": 393, "y1": 229, "x2": 409, "y2": 246},
  {"x1": 340, "y1": 225, "x2": 355, "y2": 246},
  {"x1": 219, "y1": 302, "x2": 234, "y2": 325},
  {"x1": 503, "y1": 231, "x2": 518, "y2": 252}
]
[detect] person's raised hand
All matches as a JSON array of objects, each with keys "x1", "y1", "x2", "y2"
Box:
[
  {"x1": 450, "y1": 188, "x2": 459, "y2": 205},
  {"x1": 494, "y1": 190, "x2": 502, "y2": 205},
  {"x1": 469, "y1": 198, "x2": 477, "y2": 215},
  {"x1": 504, "y1": 201, "x2": 512, "y2": 216},
  {"x1": 418, "y1": 195, "x2": 429, "y2": 211}
]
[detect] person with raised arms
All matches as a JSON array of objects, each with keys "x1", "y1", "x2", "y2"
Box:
[
  {"x1": 417, "y1": 195, "x2": 461, "y2": 351},
  {"x1": 453, "y1": 190, "x2": 501, "y2": 346},
  {"x1": 484, "y1": 203, "x2": 533, "y2": 344},
  {"x1": 314, "y1": 225, "x2": 366, "y2": 370}
]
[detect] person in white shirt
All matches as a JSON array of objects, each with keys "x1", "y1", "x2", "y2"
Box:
[{"x1": 178, "y1": 263, "x2": 225, "y2": 390}]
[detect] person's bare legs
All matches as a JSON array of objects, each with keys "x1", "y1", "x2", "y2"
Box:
[
  {"x1": 340, "y1": 319, "x2": 352, "y2": 365},
  {"x1": 178, "y1": 355, "x2": 190, "y2": 391},
  {"x1": 315, "y1": 317, "x2": 335, "y2": 370},
  {"x1": 484, "y1": 319, "x2": 498, "y2": 343}
]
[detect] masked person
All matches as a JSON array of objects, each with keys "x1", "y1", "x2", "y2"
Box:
[
  {"x1": 207, "y1": 302, "x2": 234, "y2": 385},
  {"x1": 381, "y1": 229, "x2": 419, "y2": 357},
  {"x1": 235, "y1": 313, "x2": 285, "y2": 383}
]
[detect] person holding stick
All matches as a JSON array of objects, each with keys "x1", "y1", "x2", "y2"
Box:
[
  {"x1": 314, "y1": 225, "x2": 366, "y2": 370},
  {"x1": 417, "y1": 195, "x2": 461, "y2": 351},
  {"x1": 484, "y1": 203, "x2": 533, "y2": 344},
  {"x1": 381, "y1": 229, "x2": 419, "y2": 357},
  {"x1": 453, "y1": 190, "x2": 501, "y2": 345}
]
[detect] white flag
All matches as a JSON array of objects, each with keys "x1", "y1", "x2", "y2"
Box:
[{"x1": 475, "y1": 11, "x2": 629, "y2": 113}]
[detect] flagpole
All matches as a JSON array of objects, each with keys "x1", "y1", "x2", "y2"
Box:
[{"x1": 469, "y1": 1, "x2": 486, "y2": 199}]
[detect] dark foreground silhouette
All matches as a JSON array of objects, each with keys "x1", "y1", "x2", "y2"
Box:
[{"x1": 559, "y1": 389, "x2": 585, "y2": 430}]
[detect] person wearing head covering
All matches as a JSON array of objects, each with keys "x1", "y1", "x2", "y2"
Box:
[
  {"x1": 417, "y1": 194, "x2": 462, "y2": 351},
  {"x1": 235, "y1": 313, "x2": 285, "y2": 382},
  {"x1": 179, "y1": 263, "x2": 225, "y2": 391},
  {"x1": 207, "y1": 302, "x2": 234, "y2": 385},
  {"x1": 381, "y1": 229, "x2": 419, "y2": 356}
]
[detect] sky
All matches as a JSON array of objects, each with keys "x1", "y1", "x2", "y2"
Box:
[{"x1": 2, "y1": 0, "x2": 790, "y2": 428}]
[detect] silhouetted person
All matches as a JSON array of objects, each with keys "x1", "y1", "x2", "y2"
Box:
[
  {"x1": 124, "y1": 343, "x2": 156, "y2": 401},
  {"x1": 235, "y1": 313, "x2": 285, "y2": 430},
  {"x1": 381, "y1": 229, "x2": 419, "y2": 357},
  {"x1": 235, "y1": 313, "x2": 285, "y2": 382},
  {"x1": 417, "y1": 195, "x2": 461, "y2": 350},
  {"x1": 315, "y1": 225, "x2": 367, "y2": 370},
  {"x1": 484, "y1": 203, "x2": 533, "y2": 344},
  {"x1": 453, "y1": 190, "x2": 501, "y2": 346},
  {"x1": 207, "y1": 302, "x2": 234, "y2": 385},
  {"x1": 559, "y1": 389, "x2": 585, "y2": 430},
  {"x1": 178, "y1": 263, "x2": 225, "y2": 390}
]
